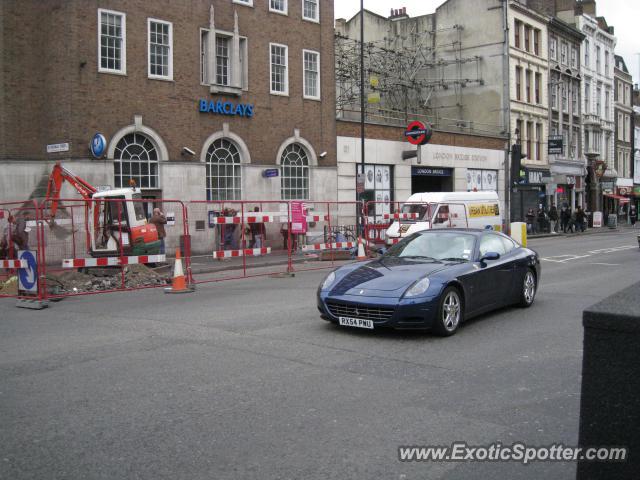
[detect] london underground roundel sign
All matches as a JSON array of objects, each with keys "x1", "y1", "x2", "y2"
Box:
[{"x1": 404, "y1": 121, "x2": 433, "y2": 146}]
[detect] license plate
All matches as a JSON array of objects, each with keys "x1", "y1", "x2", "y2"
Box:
[{"x1": 339, "y1": 317, "x2": 374, "y2": 329}]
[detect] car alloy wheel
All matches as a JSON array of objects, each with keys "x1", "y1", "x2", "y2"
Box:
[
  {"x1": 434, "y1": 287, "x2": 462, "y2": 336},
  {"x1": 520, "y1": 270, "x2": 536, "y2": 307}
]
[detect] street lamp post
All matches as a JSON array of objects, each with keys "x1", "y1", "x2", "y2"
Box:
[{"x1": 359, "y1": 0, "x2": 365, "y2": 235}]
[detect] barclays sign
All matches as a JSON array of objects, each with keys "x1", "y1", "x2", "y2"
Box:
[{"x1": 199, "y1": 99, "x2": 254, "y2": 118}]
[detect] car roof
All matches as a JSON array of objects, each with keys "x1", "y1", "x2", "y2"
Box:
[{"x1": 417, "y1": 228, "x2": 505, "y2": 237}]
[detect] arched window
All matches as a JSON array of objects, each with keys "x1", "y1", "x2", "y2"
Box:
[
  {"x1": 113, "y1": 133, "x2": 159, "y2": 188},
  {"x1": 206, "y1": 138, "x2": 242, "y2": 200},
  {"x1": 280, "y1": 143, "x2": 309, "y2": 200}
]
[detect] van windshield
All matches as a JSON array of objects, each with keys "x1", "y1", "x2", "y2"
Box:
[{"x1": 400, "y1": 203, "x2": 433, "y2": 221}]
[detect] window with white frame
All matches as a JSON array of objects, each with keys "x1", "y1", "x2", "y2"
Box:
[
  {"x1": 113, "y1": 133, "x2": 159, "y2": 189},
  {"x1": 624, "y1": 115, "x2": 630, "y2": 142},
  {"x1": 148, "y1": 19, "x2": 172, "y2": 80},
  {"x1": 596, "y1": 85, "x2": 601, "y2": 116},
  {"x1": 596, "y1": 46, "x2": 601, "y2": 73},
  {"x1": 270, "y1": 43, "x2": 288, "y2": 95},
  {"x1": 303, "y1": 0, "x2": 319, "y2": 22},
  {"x1": 571, "y1": 126, "x2": 579, "y2": 157},
  {"x1": 206, "y1": 139, "x2": 242, "y2": 201},
  {"x1": 270, "y1": 0, "x2": 287, "y2": 14},
  {"x1": 303, "y1": 50, "x2": 320, "y2": 99},
  {"x1": 584, "y1": 40, "x2": 589, "y2": 67},
  {"x1": 584, "y1": 82, "x2": 590, "y2": 113},
  {"x1": 571, "y1": 46, "x2": 577, "y2": 68},
  {"x1": 200, "y1": 30, "x2": 248, "y2": 89},
  {"x1": 618, "y1": 113, "x2": 624, "y2": 140},
  {"x1": 571, "y1": 81, "x2": 578, "y2": 114},
  {"x1": 604, "y1": 51, "x2": 609, "y2": 75},
  {"x1": 560, "y1": 42, "x2": 567, "y2": 64},
  {"x1": 233, "y1": 0, "x2": 253, "y2": 6},
  {"x1": 551, "y1": 82, "x2": 558, "y2": 110},
  {"x1": 281, "y1": 144, "x2": 309, "y2": 200},
  {"x1": 562, "y1": 83, "x2": 568, "y2": 113},
  {"x1": 604, "y1": 89, "x2": 610, "y2": 120},
  {"x1": 98, "y1": 9, "x2": 126, "y2": 74},
  {"x1": 549, "y1": 37, "x2": 557, "y2": 60}
]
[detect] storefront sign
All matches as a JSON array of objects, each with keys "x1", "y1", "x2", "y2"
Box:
[
  {"x1": 600, "y1": 181, "x2": 614, "y2": 193},
  {"x1": 548, "y1": 135, "x2": 563, "y2": 155},
  {"x1": 199, "y1": 99, "x2": 254, "y2": 117},
  {"x1": 592, "y1": 211, "x2": 603, "y2": 228},
  {"x1": 412, "y1": 167, "x2": 452, "y2": 177},
  {"x1": 527, "y1": 170, "x2": 550, "y2": 185},
  {"x1": 617, "y1": 186, "x2": 632, "y2": 196}
]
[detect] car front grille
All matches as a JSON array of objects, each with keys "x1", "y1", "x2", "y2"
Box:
[{"x1": 326, "y1": 301, "x2": 395, "y2": 322}]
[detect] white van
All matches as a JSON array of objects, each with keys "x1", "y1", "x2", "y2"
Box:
[{"x1": 385, "y1": 191, "x2": 502, "y2": 244}]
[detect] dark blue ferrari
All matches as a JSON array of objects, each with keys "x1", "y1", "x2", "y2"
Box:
[{"x1": 317, "y1": 229, "x2": 540, "y2": 336}]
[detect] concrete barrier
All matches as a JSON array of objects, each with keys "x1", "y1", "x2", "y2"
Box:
[
  {"x1": 510, "y1": 221, "x2": 527, "y2": 247},
  {"x1": 577, "y1": 281, "x2": 640, "y2": 479}
]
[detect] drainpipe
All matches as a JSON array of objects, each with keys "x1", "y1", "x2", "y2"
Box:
[{"x1": 502, "y1": 0, "x2": 512, "y2": 228}]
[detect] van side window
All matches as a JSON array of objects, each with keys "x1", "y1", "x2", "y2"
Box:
[{"x1": 433, "y1": 205, "x2": 450, "y2": 224}]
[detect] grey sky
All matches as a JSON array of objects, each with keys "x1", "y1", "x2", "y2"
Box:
[{"x1": 334, "y1": 0, "x2": 640, "y2": 84}]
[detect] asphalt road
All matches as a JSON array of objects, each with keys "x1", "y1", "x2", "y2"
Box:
[{"x1": 1, "y1": 228, "x2": 638, "y2": 480}]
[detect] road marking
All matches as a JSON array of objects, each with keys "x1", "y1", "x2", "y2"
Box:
[
  {"x1": 589, "y1": 263, "x2": 621, "y2": 266},
  {"x1": 587, "y1": 245, "x2": 636, "y2": 254},
  {"x1": 542, "y1": 245, "x2": 637, "y2": 264},
  {"x1": 542, "y1": 254, "x2": 591, "y2": 263}
]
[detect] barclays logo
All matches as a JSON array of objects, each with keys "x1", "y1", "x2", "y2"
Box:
[{"x1": 199, "y1": 99, "x2": 254, "y2": 118}]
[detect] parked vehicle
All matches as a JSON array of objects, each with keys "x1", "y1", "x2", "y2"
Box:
[
  {"x1": 318, "y1": 229, "x2": 539, "y2": 336},
  {"x1": 385, "y1": 191, "x2": 502, "y2": 245},
  {"x1": 45, "y1": 162, "x2": 161, "y2": 257}
]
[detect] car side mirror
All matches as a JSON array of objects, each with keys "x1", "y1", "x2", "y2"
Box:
[{"x1": 480, "y1": 251, "x2": 500, "y2": 263}]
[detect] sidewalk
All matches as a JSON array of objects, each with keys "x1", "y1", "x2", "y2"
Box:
[{"x1": 528, "y1": 223, "x2": 638, "y2": 239}]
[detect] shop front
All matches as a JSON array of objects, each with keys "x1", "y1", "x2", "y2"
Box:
[
  {"x1": 511, "y1": 168, "x2": 551, "y2": 222},
  {"x1": 411, "y1": 166, "x2": 453, "y2": 194}
]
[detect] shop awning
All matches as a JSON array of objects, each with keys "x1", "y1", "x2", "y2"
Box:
[{"x1": 603, "y1": 193, "x2": 630, "y2": 203}]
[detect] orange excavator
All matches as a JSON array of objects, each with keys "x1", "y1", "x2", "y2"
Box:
[{"x1": 45, "y1": 162, "x2": 161, "y2": 257}]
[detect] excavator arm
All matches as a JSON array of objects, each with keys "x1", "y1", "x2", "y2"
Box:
[{"x1": 45, "y1": 162, "x2": 97, "y2": 219}]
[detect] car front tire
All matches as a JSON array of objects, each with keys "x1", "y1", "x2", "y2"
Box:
[
  {"x1": 433, "y1": 286, "x2": 463, "y2": 337},
  {"x1": 519, "y1": 269, "x2": 537, "y2": 307}
]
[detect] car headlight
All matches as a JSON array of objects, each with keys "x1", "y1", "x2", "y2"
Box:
[
  {"x1": 321, "y1": 271, "x2": 336, "y2": 290},
  {"x1": 404, "y1": 277, "x2": 430, "y2": 297}
]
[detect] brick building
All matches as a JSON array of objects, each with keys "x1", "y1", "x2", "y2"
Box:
[{"x1": 0, "y1": 0, "x2": 337, "y2": 210}]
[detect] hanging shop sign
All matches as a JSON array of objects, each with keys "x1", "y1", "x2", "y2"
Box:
[
  {"x1": 199, "y1": 99, "x2": 254, "y2": 118},
  {"x1": 404, "y1": 120, "x2": 433, "y2": 146},
  {"x1": 90, "y1": 133, "x2": 107, "y2": 158},
  {"x1": 593, "y1": 160, "x2": 607, "y2": 179},
  {"x1": 548, "y1": 135, "x2": 563, "y2": 155}
]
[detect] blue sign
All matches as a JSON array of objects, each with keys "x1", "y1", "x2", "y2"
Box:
[
  {"x1": 18, "y1": 250, "x2": 38, "y2": 293},
  {"x1": 199, "y1": 100, "x2": 254, "y2": 118},
  {"x1": 412, "y1": 167, "x2": 452, "y2": 177},
  {"x1": 262, "y1": 168, "x2": 279, "y2": 178},
  {"x1": 90, "y1": 133, "x2": 107, "y2": 158}
]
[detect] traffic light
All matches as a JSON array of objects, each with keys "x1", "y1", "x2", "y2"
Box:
[{"x1": 511, "y1": 144, "x2": 527, "y2": 185}]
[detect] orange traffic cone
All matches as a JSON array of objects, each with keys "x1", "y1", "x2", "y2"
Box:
[
  {"x1": 164, "y1": 248, "x2": 194, "y2": 294},
  {"x1": 357, "y1": 236, "x2": 367, "y2": 261}
]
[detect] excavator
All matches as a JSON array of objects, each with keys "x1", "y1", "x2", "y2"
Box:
[{"x1": 44, "y1": 162, "x2": 161, "y2": 257}]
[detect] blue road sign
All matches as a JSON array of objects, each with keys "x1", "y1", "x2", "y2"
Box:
[{"x1": 18, "y1": 250, "x2": 38, "y2": 293}]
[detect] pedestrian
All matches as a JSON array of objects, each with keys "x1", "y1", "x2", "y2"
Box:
[
  {"x1": 249, "y1": 206, "x2": 266, "y2": 249},
  {"x1": 568, "y1": 208, "x2": 577, "y2": 233},
  {"x1": 560, "y1": 204, "x2": 570, "y2": 233},
  {"x1": 575, "y1": 206, "x2": 586, "y2": 232},
  {"x1": 630, "y1": 205, "x2": 637, "y2": 227},
  {"x1": 223, "y1": 208, "x2": 238, "y2": 250},
  {"x1": 149, "y1": 207, "x2": 167, "y2": 254},
  {"x1": 537, "y1": 207, "x2": 547, "y2": 234},
  {"x1": 526, "y1": 208, "x2": 536, "y2": 234},
  {"x1": 548, "y1": 204, "x2": 559, "y2": 234}
]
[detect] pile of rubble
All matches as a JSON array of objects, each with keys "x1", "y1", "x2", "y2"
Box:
[
  {"x1": 0, "y1": 276, "x2": 18, "y2": 295},
  {"x1": 46, "y1": 264, "x2": 170, "y2": 294}
]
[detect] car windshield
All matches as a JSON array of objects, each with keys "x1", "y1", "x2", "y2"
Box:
[{"x1": 384, "y1": 231, "x2": 476, "y2": 262}]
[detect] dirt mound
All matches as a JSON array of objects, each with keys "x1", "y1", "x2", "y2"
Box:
[{"x1": 46, "y1": 264, "x2": 169, "y2": 294}]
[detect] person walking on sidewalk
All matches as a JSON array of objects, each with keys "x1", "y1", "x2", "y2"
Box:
[
  {"x1": 548, "y1": 204, "x2": 559, "y2": 234},
  {"x1": 560, "y1": 204, "x2": 570, "y2": 233},
  {"x1": 526, "y1": 208, "x2": 536, "y2": 234},
  {"x1": 630, "y1": 205, "x2": 637, "y2": 228},
  {"x1": 537, "y1": 206, "x2": 547, "y2": 234},
  {"x1": 575, "y1": 206, "x2": 586, "y2": 233}
]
